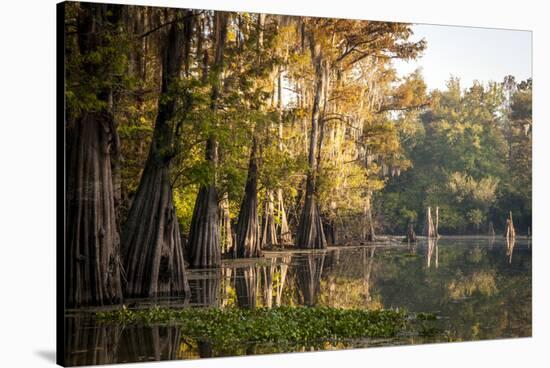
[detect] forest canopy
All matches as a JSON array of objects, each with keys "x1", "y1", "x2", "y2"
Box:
[{"x1": 63, "y1": 2, "x2": 531, "y2": 306}]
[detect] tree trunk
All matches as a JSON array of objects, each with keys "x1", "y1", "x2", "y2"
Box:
[
  {"x1": 187, "y1": 11, "x2": 228, "y2": 268},
  {"x1": 219, "y1": 193, "x2": 233, "y2": 255},
  {"x1": 261, "y1": 190, "x2": 278, "y2": 247},
  {"x1": 65, "y1": 3, "x2": 124, "y2": 308},
  {"x1": 423, "y1": 207, "x2": 436, "y2": 238},
  {"x1": 405, "y1": 223, "x2": 416, "y2": 243},
  {"x1": 276, "y1": 67, "x2": 293, "y2": 245},
  {"x1": 295, "y1": 36, "x2": 327, "y2": 249},
  {"x1": 505, "y1": 211, "x2": 516, "y2": 239},
  {"x1": 235, "y1": 139, "x2": 261, "y2": 258},
  {"x1": 122, "y1": 15, "x2": 190, "y2": 298},
  {"x1": 434, "y1": 206, "x2": 440, "y2": 238}
]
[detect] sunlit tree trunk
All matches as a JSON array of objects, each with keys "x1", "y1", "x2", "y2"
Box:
[
  {"x1": 296, "y1": 34, "x2": 327, "y2": 249},
  {"x1": 122, "y1": 12, "x2": 191, "y2": 298},
  {"x1": 276, "y1": 68, "x2": 293, "y2": 244},
  {"x1": 219, "y1": 193, "x2": 233, "y2": 255},
  {"x1": 188, "y1": 11, "x2": 228, "y2": 268},
  {"x1": 235, "y1": 138, "x2": 261, "y2": 258}
]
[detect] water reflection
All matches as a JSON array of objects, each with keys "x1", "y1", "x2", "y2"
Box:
[
  {"x1": 65, "y1": 317, "x2": 184, "y2": 366},
  {"x1": 295, "y1": 252, "x2": 326, "y2": 306},
  {"x1": 64, "y1": 316, "x2": 121, "y2": 366},
  {"x1": 65, "y1": 237, "x2": 531, "y2": 365},
  {"x1": 189, "y1": 269, "x2": 221, "y2": 307},
  {"x1": 426, "y1": 239, "x2": 439, "y2": 269},
  {"x1": 117, "y1": 325, "x2": 181, "y2": 363},
  {"x1": 235, "y1": 266, "x2": 258, "y2": 309},
  {"x1": 506, "y1": 237, "x2": 516, "y2": 264}
]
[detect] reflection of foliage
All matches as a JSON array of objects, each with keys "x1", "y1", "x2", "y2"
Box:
[{"x1": 447, "y1": 271, "x2": 497, "y2": 300}]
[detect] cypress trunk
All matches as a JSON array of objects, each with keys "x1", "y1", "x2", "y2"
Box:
[
  {"x1": 65, "y1": 3, "x2": 124, "y2": 308},
  {"x1": 122, "y1": 16, "x2": 190, "y2": 298},
  {"x1": 235, "y1": 140, "x2": 261, "y2": 258},
  {"x1": 295, "y1": 37, "x2": 327, "y2": 249},
  {"x1": 66, "y1": 113, "x2": 124, "y2": 307},
  {"x1": 187, "y1": 12, "x2": 228, "y2": 268},
  {"x1": 261, "y1": 190, "x2": 278, "y2": 247},
  {"x1": 276, "y1": 70, "x2": 293, "y2": 245}
]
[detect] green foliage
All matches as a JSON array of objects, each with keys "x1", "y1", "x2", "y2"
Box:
[
  {"x1": 380, "y1": 77, "x2": 531, "y2": 234},
  {"x1": 97, "y1": 306, "x2": 411, "y2": 345}
]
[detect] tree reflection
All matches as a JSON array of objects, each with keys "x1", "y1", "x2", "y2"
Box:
[
  {"x1": 506, "y1": 237, "x2": 516, "y2": 264},
  {"x1": 296, "y1": 252, "x2": 326, "y2": 306},
  {"x1": 189, "y1": 269, "x2": 221, "y2": 307},
  {"x1": 235, "y1": 265, "x2": 258, "y2": 309},
  {"x1": 64, "y1": 316, "x2": 121, "y2": 366},
  {"x1": 426, "y1": 238, "x2": 439, "y2": 269},
  {"x1": 362, "y1": 247, "x2": 377, "y2": 303},
  {"x1": 117, "y1": 325, "x2": 182, "y2": 363}
]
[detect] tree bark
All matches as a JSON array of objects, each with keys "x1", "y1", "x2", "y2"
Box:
[
  {"x1": 219, "y1": 193, "x2": 233, "y2": 255},
  {"x1": 295, "y1": 34, "x2": 327, "y2": 249},
  {"x1": 276, "y1": 67, "x2": 293, "y2": 245},
  {"x1": 261, "y1": 190, "x2": 278, "y2": 247},
  {"x1": 122, "y1": 14, "x2": 190, "y2": 298},
  {"x1": 188, "y1": 11, "x2": 228, "y2": 268},
  {"x1": 65, "y1": 3, "x2": 124, "y2": 308},
  {"x1": 235, "y1": 139, "x2": 261, "y2": 258}
]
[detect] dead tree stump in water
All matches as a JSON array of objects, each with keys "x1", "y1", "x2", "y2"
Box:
[
  {"x1": 488, "y1": 221, "x2": 496, "y2": 237},
  {"x1": 405, "y1": 223, "x2": 416, "y2": 243},
  {"x1": 505, "y1": 211, "x2": 516, "y2": 240},
  {"x1": 435, "y1": 206, "x2": 440, "y2": 238},
  {"x1": 423, "y1": 207, "x2": 435, "y2": 238}
]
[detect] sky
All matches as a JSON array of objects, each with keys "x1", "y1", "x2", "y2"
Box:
[{"x1": 393, "y1": 24, "x2": 532, "y2": 91}]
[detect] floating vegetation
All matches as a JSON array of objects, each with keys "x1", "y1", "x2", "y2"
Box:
[{"x1": 97, "y1": 306, "x2": 412, "y2": 345}]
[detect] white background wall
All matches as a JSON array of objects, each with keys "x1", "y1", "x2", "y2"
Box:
[{"x1": 0, "y1": 0, "x2": 547, "y2": 367}]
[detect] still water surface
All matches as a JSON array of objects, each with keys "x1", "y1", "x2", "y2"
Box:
[{"x1": 65, "y1": 237, "x2": 531, "y2": 366}]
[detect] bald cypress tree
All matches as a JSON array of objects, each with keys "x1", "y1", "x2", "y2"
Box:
[{"x1": 122, "y1": 10, "x2": 193, "y2": 298}]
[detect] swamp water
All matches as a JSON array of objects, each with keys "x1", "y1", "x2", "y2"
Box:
[{"x1": 64, "y1": 236, "x2": 531, "y2": 366}]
